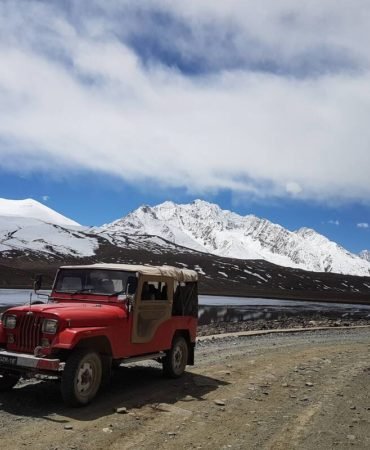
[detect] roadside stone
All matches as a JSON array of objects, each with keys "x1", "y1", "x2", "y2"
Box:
[
  {"x1": 347, "y1": 435, "x2": 356, "y2": 441},
  {"x1": 167, "y1": 432, "x2": 177, "y2": 436},
  {"x1": 102, "y1": 427, "x2": 113, "y2": 433},
  {"x1": 281, "y1": 383, "x2": 289, "y2": 387},
  {"x1": 153, "y1": 403, "x2": 192, "y2": 417},
  {"x1": 214, "y1": 400, "x2": 226, "y2": 406},
  {"x1": 115, "y1": 407, "x2": 128, "y2": 414},
  {"x1": 305, "y1": 382, "x2": 314, "y2": 387},
  {"x1": 64, "y1": 425, "x2": 73, "y2": 430}
]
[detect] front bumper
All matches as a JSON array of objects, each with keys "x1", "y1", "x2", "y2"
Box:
[{"x1": 0, "y1": 349, "x2": 64, "y2": 372}]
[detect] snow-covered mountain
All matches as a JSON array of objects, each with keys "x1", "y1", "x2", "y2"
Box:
[
  {"x1": 0, "y1": 199, "x2": 192, "y2": 259},
  {"x1": 0, "y1": 198, "x2": 97, "y2": 257},
  {"x1": 0, "y1": 198, "x2": 79, "y2": 226},
  {"x1": 0, "y1": 216, "x2": 97, "y2": 258},
  {"x1": 103, "y1": 200, "x2": 370, "y2": 277},
  {"x1": 0, "y1": 197, "x2": 369, "y2": 277}
]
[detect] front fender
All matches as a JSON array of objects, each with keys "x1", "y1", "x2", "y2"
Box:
[
  {"x1": 52, "y1": 327, "x2": 112, "y2": 350},
  {"x1": 0, "y1": 324, "x2": 6, "y2": 345}
]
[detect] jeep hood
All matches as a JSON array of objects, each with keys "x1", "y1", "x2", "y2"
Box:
[{"x1": 5, "y1": 302, "x2": 127, "y2": 327}]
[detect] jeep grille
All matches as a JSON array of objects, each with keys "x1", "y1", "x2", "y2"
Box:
[{"x1": 17, "y1": 314, "x2": 43, "y2": 353}]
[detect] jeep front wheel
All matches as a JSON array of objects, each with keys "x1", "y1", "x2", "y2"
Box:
[
  {"x1": 0, "y1": 372, "x2": 20, "y2": 391},
  {"x1": 61, "y1": 350, "x2": 102, "y2": 407},
  {"x1": 163, "y1": 336, "x2": 188, "y2": 378}
]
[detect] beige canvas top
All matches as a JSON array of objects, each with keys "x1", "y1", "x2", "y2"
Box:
[{"x1": 59, "y1": 263, "x2": 198, "y2": 282}]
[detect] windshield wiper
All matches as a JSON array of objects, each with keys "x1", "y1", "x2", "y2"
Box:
[{"x1": 70, "y1": 288, "x2": 96, "y2": 295}]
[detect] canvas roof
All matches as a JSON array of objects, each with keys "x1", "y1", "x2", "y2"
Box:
[{"x1": 59, "y1": 263, "x2": 198, "y2": 282}]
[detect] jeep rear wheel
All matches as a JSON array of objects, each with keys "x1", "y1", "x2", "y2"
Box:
[
  {"x1": 0, "y1": 372, "x2": 20, "y2": 391},
  {"x1": 163, "y1": 336, "x2": 188, "y2": 378},
  {"x1": 61, "y1": 350, "x2": 102, "y2": 407}
]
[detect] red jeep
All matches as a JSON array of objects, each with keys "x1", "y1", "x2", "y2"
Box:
[{"x1": 0, "y1": 264, "x2": 198, "y2": 406}]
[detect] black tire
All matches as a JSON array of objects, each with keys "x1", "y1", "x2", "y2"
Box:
[
  {"x1": 61, "y1": 349, "x2": 102, "y2": 407},
  {"x1": 163, "y1": 336, "x2": 189, "y2": 378},
  {"x1": 0, "y1": 372, "x2": 20, "y2": 391},
  {"x1": 101, "y1": 355, "x2": 112, "y2": 388},
  {"x1": 112, "y1": 359, "x2": 121, "y2": 370}
]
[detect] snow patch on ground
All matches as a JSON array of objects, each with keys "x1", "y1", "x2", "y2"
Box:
[
  {"x1": 194, "y1": 265, "x2": 206, "y2": 275},
  {"x1": 243, "y1": 269, "x2": 268, "y2": 282}
]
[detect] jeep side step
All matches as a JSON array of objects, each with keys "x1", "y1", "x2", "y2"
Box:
[{"x1": 116, "y1": 352, "x2": 166, "y2": 366}]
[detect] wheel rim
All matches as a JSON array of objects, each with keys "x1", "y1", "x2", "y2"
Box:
[
  {"x1": 75, "y1": 358, "x2": 99, "y2": 398},
  {"x1": 172, "y1": 341, "x2": 186, "y2": 375}
]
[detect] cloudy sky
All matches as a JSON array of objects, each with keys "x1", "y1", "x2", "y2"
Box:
[{"x1": 0, "y1": 0, "x2": 369, "y2": 252}]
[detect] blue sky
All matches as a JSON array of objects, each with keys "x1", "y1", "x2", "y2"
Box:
[{"x1": 0, "y1": 0, "x2": 369, "y2": 253}]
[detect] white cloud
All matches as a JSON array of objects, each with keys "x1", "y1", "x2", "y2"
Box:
[
  {"x1": 285, "y1": 182, "x2": 303, "y2": 196},
  {"x1": 41, "y1": 195, "x2": 50, "y2": 202},
  {"x1": 0, "y1": 1, "x2": 370, "y2": 203},
  {"x1": 328, "y1": 220, "x2": 340, "y2": 226},
  {"x1": 357, "y1": 223, "x2": 369, "y2": 229}
]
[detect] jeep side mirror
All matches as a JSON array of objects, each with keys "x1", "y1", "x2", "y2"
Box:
[{"x1": 33, "y1": 274, "x2": 43, "y2": 293}]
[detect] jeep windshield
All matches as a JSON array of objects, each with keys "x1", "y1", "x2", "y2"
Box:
[{"x1": 54, "y1": 269, "x2": 137, "y2": 296}]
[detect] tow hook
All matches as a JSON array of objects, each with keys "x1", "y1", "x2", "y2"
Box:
[{"x1": 34, "y1": 346, "x2": 46, "y2": 357}]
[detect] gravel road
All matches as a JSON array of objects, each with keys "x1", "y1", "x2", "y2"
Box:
[{"x1": 1, "y1": 327, "x2": 370, "y2": 449}]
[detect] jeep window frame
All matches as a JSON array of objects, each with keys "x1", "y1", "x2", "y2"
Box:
[{"x1": 53, "y1": 268, "x2": 137, "y2": 296}]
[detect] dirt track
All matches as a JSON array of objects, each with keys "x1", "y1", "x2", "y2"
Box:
[{"x1": 1, "y1": 328, "x2": 370, "y2": 449}]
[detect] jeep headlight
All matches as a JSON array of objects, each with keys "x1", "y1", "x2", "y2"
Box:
[
  {"x1": 42, "y1": 319, "x2": 58, "y2": 334},
  {"x1": 3, "y1": 314, "x2": 17, "y2": 329}
]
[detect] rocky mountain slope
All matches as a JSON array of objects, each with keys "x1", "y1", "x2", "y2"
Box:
[{"x1": 103, "y1": 200, "x2": 370, "y2": 276}]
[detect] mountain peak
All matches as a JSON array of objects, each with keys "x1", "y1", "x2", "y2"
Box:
[
  {"x1": 157, "y1": 201, "x2": 176, "y2": 208},
  {"x1": 0, "y1": 198, "x2": 80, "y2": 226},
  {"x1": 191, "y1": 199, "x2": 221, "y2": 210},
  {"x1": 192, "y1": 199, "x2": 214, "y2": 206},
  {"x1": 295, "y1": 227, "x2": 318, "y2": 238}
]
